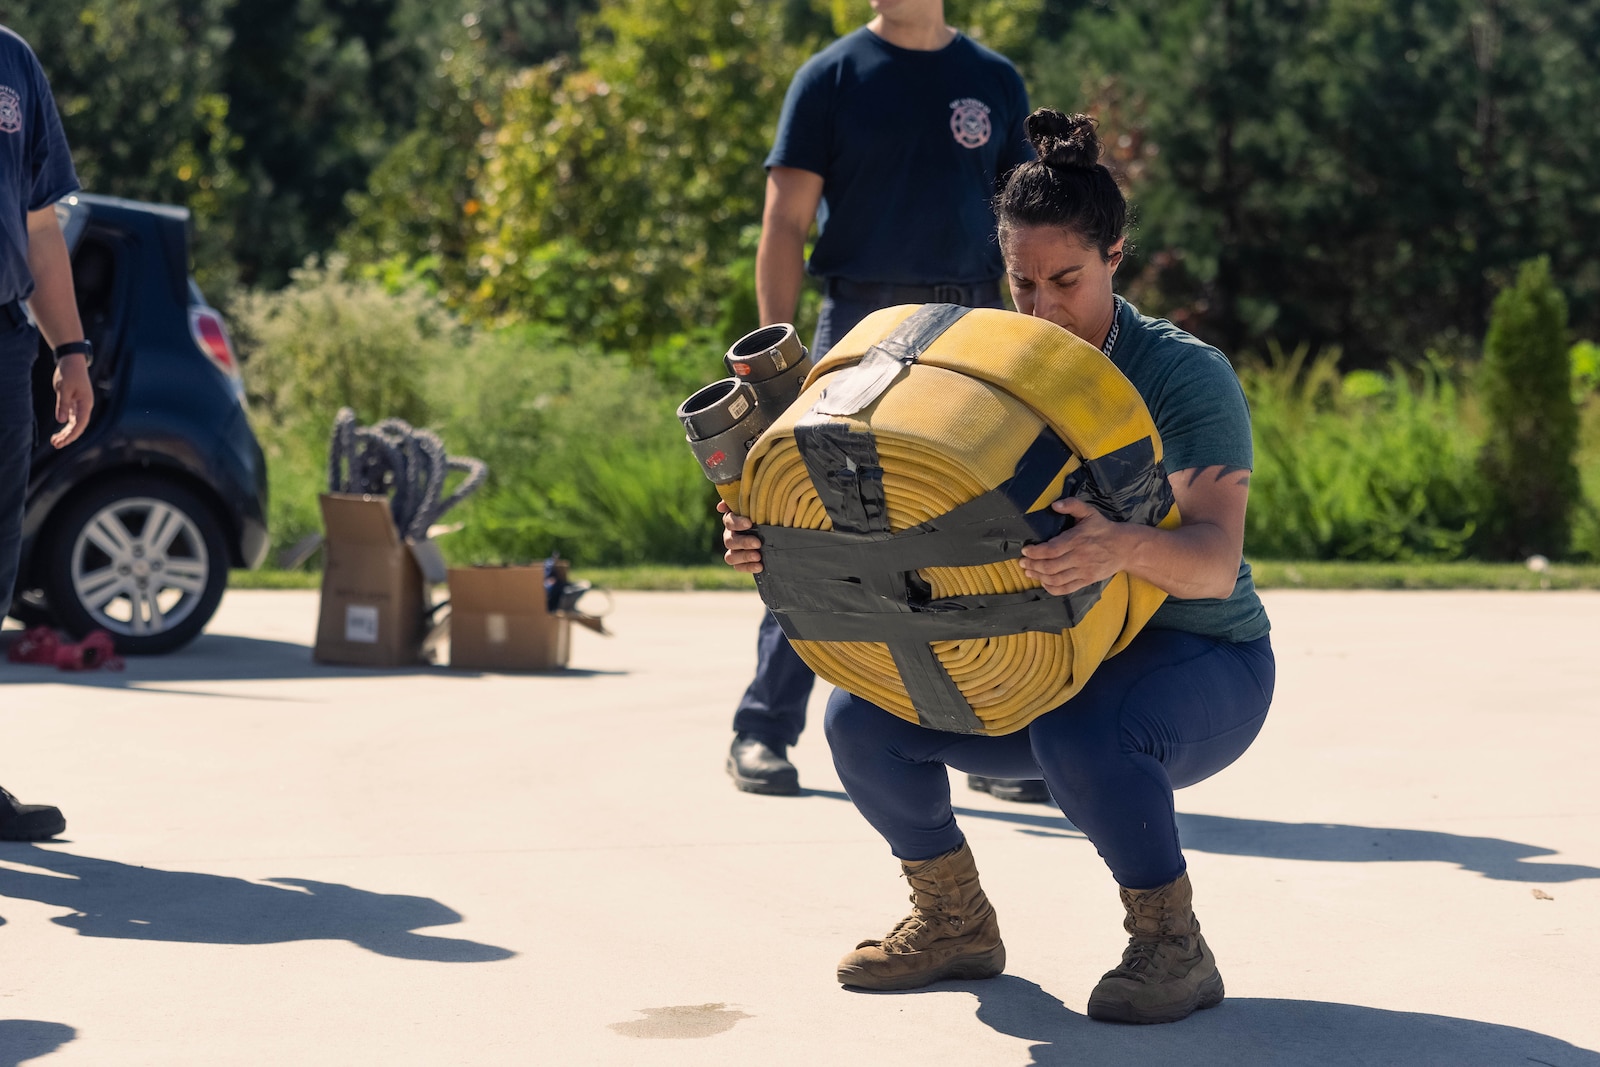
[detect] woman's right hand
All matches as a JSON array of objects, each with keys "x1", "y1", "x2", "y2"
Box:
[{"x1": 718, "y1": 501, "x2": 764, "y2": 573}]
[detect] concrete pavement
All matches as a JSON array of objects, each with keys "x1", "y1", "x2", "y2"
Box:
[{"x1": 1, "y1": 589, "x2": 1597, "y2": 1066}]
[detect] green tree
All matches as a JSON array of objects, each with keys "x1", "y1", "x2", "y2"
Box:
[
  {"x1": 1029, "y1": 0, "x2": 1600, "y2": 365},
  {"x1": 220, "y1": 0, "x2": 465, "y2": 286},
  {"x1": 1476, "y1": 257, "x2": 1581, "y2": 558},
  {"x1": 823, "y1": 0, "x2": 1045, "y2": 56},
  {"x1": 0, "y1": 0, "x2": 240, "y2": 292},
  {"x1": 467, "y1": 0, "x2": 820, "y2": 353}
]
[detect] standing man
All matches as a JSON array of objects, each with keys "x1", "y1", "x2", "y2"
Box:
[
  {"x1": 0, "y1": 24, "x2": 95, "y2": 841},
  {"x1": 726, "y1": 0, "x2": 1035, "y2": 795}
]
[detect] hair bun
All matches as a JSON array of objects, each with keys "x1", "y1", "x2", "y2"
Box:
[{"x1": 1026, "y1": 109, "x2": 1102, "y2": 170}]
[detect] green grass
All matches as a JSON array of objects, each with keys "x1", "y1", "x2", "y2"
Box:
[
  {"x1": 232, "y1": 561, "x2": 1600, "y2": 592},
  {"x1": 1249, "y1": 560, "x2": 1600, "y2": 590}
]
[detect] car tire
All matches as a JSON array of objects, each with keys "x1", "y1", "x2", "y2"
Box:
[{"x1": 42, "y1": 476, "x2": 230, "y2": 655}]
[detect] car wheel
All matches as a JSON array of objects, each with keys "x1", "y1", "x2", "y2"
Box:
[{"x1": 43, "y1": 476, "x2": 229, "y2": 655}]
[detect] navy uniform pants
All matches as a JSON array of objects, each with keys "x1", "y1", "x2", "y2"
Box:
[{"x1": 0, "y1": 307, "x2": 38, "y2": 612}]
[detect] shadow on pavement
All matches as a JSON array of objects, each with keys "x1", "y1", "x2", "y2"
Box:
[
  {"x1": 801, "y1": 790, "x2": 1600, "y2": 883},
  {"x1": 0, "y1": 632, "x2": 624, "y2": 686},
  {"x1": 954, "y1": 975, "x2": 1600, "y2": 1067},
  {"x1": 0, "y1": 1020, "x2": 76, "y2": 1067},
  {"x1": 0, "y1": 845, "x2": 515, "y2": 963}
]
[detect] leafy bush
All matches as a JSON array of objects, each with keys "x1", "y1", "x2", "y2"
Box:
[
  {"x1": 236, "y1": 267, "x2": 721, "y2": 568},
  {"x1": 233, "y1": 261, "x2": 465, "y2": 554},
  {"x1": 1573, "y1": 341, "x2": 1600, "y2": 401},
  {"x1": 1476, "y1": 258, "x2": 1582, "y2": 559},
  {"x1": 434, "y1": 327, "x2": 722, "y2": 567},
  {"x1": 1243, "y1": 345, "x2": 1483, "y2": 561}
]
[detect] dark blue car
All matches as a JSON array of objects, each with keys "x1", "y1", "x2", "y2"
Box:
[{"x1": 9, "y1": 192, "x2": 269, "y2": 654}]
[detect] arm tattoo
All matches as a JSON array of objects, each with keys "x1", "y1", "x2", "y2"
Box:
[{"x1": 1182, "y1": 465, "x2": 1251, "y2": 489}]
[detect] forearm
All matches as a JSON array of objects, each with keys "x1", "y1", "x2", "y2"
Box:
[
  {"x1": 25, "y1": 212, "x2": 85, "y2": 348},
  {"x1": 1119, "y1": 522, "x2": 1240, "y2": 601},
  {"x1": 755, "y1": 223, "x2": 808, "y2": 326}
]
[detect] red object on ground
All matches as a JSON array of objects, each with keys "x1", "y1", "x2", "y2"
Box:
[
  {"x1": 6, "y1": 626, "x2": 60, "y2": 665},
  {"x1": 6, "y1": 626, "x2": 124, "y2": 671},
  {"x1": 56, "y1": 630, "x2": 124, "y2": 672}
]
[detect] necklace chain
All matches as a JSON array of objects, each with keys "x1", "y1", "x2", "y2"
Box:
[{"x1": 1100, "y1": 296, "x2": 1123, "y2": 357}]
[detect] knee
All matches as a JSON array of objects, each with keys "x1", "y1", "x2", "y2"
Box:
[
  {"x1": 823, "y1": 689, "x2": 880, "y2": 753},
  {"x1": 823, "y1": 690, "x2": 917, "y2": 774},
  {"x1": 1027, "y1": 711, "x2": 1121, "y2": 797}
]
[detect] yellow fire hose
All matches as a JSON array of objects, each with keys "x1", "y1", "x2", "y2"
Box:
[{"x1": 688, "y1": 304, "x2": 1179, "y2": 736}]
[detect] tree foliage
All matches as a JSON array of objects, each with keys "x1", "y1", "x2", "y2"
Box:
[
  {"x1": 466, "y1": 0, "x2": 817, "y2": 353},
  {"x1": 0, "y1": 0, "x2": 240, "y2": 290},
  {"x1": 1031, "y1": 0, "x2": 1600, "y2": 365},
  {"x1": 1476, "y1": 257, "x2": 1581, "y2": 558}
]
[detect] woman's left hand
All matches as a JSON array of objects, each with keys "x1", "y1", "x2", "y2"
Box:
[{"x1": 1019, "y1": 496, "x2": 1129, "y2": 596}]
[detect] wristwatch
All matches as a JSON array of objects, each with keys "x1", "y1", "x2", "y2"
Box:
[{"x1": 53, "y1": 339, "x2": 93, "y2": 368}]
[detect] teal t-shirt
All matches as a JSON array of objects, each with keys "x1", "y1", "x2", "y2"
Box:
[{"x1": 1106, "y1": 299, "x2": 1270, "y2": 642}]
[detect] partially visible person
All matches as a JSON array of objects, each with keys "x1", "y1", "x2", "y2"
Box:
[
  {"x1": 727, "y1": 0, "x2": 1035, "y2": 797},
  {"x1": 0, "y1": 24, "x2": 96, "y2": 842},
  {"x1": 721, "y1": 110, "x2": 1273, "y2": 1024}
]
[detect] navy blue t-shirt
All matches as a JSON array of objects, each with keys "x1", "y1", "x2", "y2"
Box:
[
  {"x1": 0, "y1": 26, "x2": 79, "y2": 305},
  {"x1": 766, "y1": 29, "x2": 1031, "y2": 287}
]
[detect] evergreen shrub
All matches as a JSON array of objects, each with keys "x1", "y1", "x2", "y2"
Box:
[
  {"x1": 1243, "y1": 345, "x2": 1483, "y2": 561},
  {"x1": 1475, "y1": 258, "x2": 1581, "y2": 558}
]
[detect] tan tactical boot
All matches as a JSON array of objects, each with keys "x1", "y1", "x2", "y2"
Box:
[
  {"x1": 836, "y1": 841, "x2": 1006, "y2": 991},
  {"x1": 1086, "y1": 872, "x2": 1225, "y2": 1024}
]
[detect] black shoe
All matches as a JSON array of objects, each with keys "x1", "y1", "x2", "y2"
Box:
[
  {"x1": 967, "y1": 775, "x2": 1053, "y2": 804},
  {"x1": 0, "y1": 785, "x2": 66, "y2": 840},
  {"x1": 727, "y1": 735, "x2": 800, "y2": 796}
]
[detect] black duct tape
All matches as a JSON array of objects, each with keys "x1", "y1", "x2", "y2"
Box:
[{"x1": 757, "y1": 432, "x2": 1178, "y2": 638}]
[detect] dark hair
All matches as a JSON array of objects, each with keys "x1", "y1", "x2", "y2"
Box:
[{"x1": 996, "y1": 109, "x2": 1127, "y2": 260}]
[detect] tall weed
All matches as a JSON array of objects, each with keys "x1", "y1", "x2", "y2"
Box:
[
  {"x1": 431, "y1": 327, "x2": 720, "y2": 567},
  {"x1": 1243, "y1": 344, "x2": 1483, "y2": 560}
]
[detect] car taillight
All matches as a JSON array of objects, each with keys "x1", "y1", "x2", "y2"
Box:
[{"x1": 190, "y1": 307, "x2": 239, "y2": 378}]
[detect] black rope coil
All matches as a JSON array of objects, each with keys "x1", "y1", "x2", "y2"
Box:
[{"x1": 328, "y1": 408, "x2": 489, "y2": 541}]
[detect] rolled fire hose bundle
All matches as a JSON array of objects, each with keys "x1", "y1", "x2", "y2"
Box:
[
  {"x1": 679, "y1": 305, "x2": 1179, "y2": 736},
  {"x1": 328, "y1": 408, "x2": 489, "y2": 541}
]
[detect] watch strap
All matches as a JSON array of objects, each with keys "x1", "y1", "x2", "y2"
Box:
[{"x1": 53, "y1": 339, "x2": 93, "y2": 367}]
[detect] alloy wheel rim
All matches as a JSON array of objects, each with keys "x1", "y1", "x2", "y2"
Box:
[{"x1": 70, "y1": 497, "x2": 209, "y2": 637}]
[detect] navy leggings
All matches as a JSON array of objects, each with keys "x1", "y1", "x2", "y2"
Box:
[{"x1": 824, "y1": 629, "x2": 1275, "y2": 889}]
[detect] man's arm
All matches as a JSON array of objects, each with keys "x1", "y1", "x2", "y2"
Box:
[
  {"x1": 755, "y1": 166, "x2": 824, "y2": 326},
  {"x1": 25, "y1": 206, "x2": 92, "y2": 448}
]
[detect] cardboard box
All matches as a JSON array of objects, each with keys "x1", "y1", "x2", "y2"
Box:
[
  {"x1": 313, "y1": 494, "x2": 442, "y2": 667},
  {"x1": 447, "y1": 565, "x2": 570, "y2": 671}
]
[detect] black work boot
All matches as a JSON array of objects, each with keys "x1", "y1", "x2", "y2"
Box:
[
  {"x1": 967, "y1": 775, "x2": 1053, "y2": 804},
  {"x1": 727, "y1": 734, "x2": 800, "y2": 795},
  {"x1": 0, "y1": 785, "x2": 67, "y2": 841}
]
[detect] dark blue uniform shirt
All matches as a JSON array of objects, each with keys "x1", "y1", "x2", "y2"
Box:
[
  {"x1": 0, "y1": 26, "x2": 79, "y2": 305},
  {"x1": 766, "y1": 29, "x2": 1031, "y2": 287}
]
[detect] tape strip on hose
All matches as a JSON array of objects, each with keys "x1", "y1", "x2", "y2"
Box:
[{"x1": 760, "y1": 436, "x2": 1173, "y2": 640}]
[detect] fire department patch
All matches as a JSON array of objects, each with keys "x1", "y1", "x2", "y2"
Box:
[
  {"x1": 949, "y1": 97, "x2": 991, "y2": 149},
  {"x1": 0, "y1": 86, "x2": 21, "y2": 135}
]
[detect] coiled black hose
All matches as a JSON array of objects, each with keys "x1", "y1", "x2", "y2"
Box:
[{"x1": 328, "y1": 408, "x2": 488, "y2": 540}]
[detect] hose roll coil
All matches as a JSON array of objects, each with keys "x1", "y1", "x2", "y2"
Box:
[{"x1": 682, "y1": 305, "x2": 1181, "y2": 737}]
